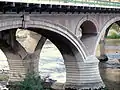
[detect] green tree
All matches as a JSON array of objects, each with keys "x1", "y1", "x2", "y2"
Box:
[{"x1": 110, "y1": 23, "x2": 120, "y2": 33}]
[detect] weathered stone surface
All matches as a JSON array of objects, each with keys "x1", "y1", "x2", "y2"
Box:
[
  {"x1": 65, "y1": 56, "x2": 105, "y2": 90},
  {"x1": 0, "y1": 13, "x2": 119, "y2": 89}
]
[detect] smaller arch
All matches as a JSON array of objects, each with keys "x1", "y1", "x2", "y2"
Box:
[
  {"x1": 75, "y1": 16, "x2": 98, "y2": 55},
  {"x1": 75, "y1": 16, "x2": 98, "y2": 36},
  {"x1": 81, "y1": 20, "x2": 97, "y2": 35}
]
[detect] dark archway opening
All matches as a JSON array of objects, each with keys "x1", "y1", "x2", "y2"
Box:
[
  {"x1": 80, "y1": 20, "x2": 97, "y2": 54},
  {"x1": 81, "y1": 20, "x2": 97, "y2": 36}
]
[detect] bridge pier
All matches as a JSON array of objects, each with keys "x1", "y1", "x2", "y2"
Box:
[
  {"x1": 0, "y1": 29, "x2": 47, "y2": 82},
  {"x1": 98, "y1": 40, "x2": 108, "y2": 61},
  {"x1": 0, "y1": 41, "x2": 26, "y2": 81},
  {"x1": 23, "y1": 36, "x2": 46, "y2": 73},
  {"x1": 65, "y1": 56, "x2": 105, "y2": 90}
]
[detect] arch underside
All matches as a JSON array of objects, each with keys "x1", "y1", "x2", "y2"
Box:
[{"x1": 80, "y1": 20, "x2": 98, "y2": 55}]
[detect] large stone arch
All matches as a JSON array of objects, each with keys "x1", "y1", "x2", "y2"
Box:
[
  {"x1": 0, "y1": 18, "x2": 88, "y2": 60},
  {"x1": 0, "y1": 18, "x2": 90, "y2": 87},
  {"x1": 95, "y1": 17, "x2": 120, "y2": 55},
  {"x1": 23, "y1": 19, "x2": 104, "y2": 89},
  {"x1": 24, "y1": 19, "x2": 91, "y2": 87},
  {"x1": 25, "y1": 18, "x2": 88, "y2": 60}
]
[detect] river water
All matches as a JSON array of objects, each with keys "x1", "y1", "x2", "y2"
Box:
[
  {"x1": 39, "y1": 39, "x2": 120, "y2": 90},
  {"x1": 99, "y1": 60, "x2": 120, "y2": 90},
  {"x1": 99, "y1": 39, "x2": 120, "y2": 90}
]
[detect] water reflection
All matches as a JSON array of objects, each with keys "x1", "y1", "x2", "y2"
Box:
[
  {"x1": 99, "y1": 59, "x2": 120, "y2": 90},
  {"x1": 99, "y1": 39, "x2": 120, "y2": 90}
]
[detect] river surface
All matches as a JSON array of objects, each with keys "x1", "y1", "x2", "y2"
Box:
[
  {"x1": 39, "y1": 39, "x2": 120, "y2": 90},
  {"x1": 99, "y1": 39, "x2": 120, "y2": 90},
  {"x1": 99, "y1": 60, "x2": 120, "y2": 90}
]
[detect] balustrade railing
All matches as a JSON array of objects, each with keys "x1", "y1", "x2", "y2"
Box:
[{"x1": 0, "y1": 0, "x2": 120, "y2": 8}]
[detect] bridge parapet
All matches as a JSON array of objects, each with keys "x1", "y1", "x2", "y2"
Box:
[
  {"x1": 1, "y1": 0, "x2": 120, "y2": 9},
  {"x1": 0, "y1": 1, "x2": 120, "y2": 14}
]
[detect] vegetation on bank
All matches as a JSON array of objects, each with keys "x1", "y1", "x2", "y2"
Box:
[
  {"x1": 7, "y1": 72, "x2": 109, "y2": 90},
  {"x1": 106, "y1": 23, "x2": 120, "y2": 39},
  {"x1": 7, "y1": 72, "x2": 54, "y2": 90},
  {"x1": 106, "y1": 30, "x2": 120, "y2": 39}
]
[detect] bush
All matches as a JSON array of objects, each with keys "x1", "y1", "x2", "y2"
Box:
[{"x1": 8, "y1": 72, "x2": 53, "y2": 90}]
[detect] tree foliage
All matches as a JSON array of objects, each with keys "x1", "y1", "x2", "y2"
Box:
[{"x1": 11, "y1": 72, "x2": 52, "y2": 90}]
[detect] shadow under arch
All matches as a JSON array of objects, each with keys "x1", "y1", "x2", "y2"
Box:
[
  {"x1": 25, "y1": 19, "x2": 88, "y2": 61},
  {"x1": 24, "y1": 19, "x2": 93, "y2": 87},
  {"x1": 26, "y1": 27, "x2": 87, "y2": 86},
  {"x1": 0, "y1": 18, "x2": 88, "y2": 61},
  {"x1": 80, "y1": 20, "x2": 97, "y2": 36},
  {"x1": 76, "y1": 19, "x2": 98, "y2": 55}
]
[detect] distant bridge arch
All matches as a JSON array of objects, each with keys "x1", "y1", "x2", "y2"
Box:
[{"x1": 95, "y1": 17, "x2": 120, "y2": 55}]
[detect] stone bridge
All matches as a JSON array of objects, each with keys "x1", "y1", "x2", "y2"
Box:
[{"x1": 0, "y1": 1, "x2": 120, "y2": 89}]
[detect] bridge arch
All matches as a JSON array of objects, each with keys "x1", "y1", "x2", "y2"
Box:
[
  {"x1": 75, "y1": 16, "x2": 98, "y2": 38},
  {"x1": 75, "y1": 16, "x2": 98, "y2": 55},
  {"x1": 25, "y1": 19, "x2": 88, "y2": 61},
  {"x1": 0, "y1": 18, "x2": 88, "y2": 61},
  {"x1": 25, "y1": 19, "x2": 89, "y2": 85},
  {"x1": 0, "y1": 18, "x2": 89, "y2": 86},
  {"x1": 95, "y1": 17, "x2": 120, "y2": 55}
]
